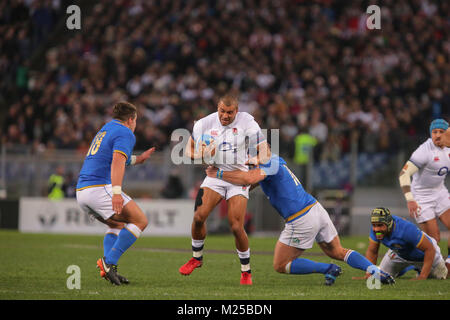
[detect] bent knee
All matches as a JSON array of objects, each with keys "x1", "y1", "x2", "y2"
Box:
[
  {"x1": 135, "y1": 216, "x2": 148, "y2": 231},
  {"x1": 273, "y1": 261, "x2": 288, "y2": 274},
  {"x1": 193, "y1": 211, "x2": 208, "y2": 227}
]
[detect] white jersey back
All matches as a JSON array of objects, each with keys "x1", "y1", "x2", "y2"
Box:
[
  {"x1": 409, "y1": 138, "x2": 450, "y2": 197},
  {"x1": 192, "y1": 112, "x2": 265, "y2": 172}
]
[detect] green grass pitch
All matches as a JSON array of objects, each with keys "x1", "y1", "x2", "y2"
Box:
[{"x1": 0, "y1": 230, "x2": 448, "y2": 300}]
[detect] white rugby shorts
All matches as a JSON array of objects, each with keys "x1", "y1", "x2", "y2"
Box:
[
  {"x1": 76, "y1": 184, "x2": 132, "y2": 221},
  {"x1": 279, "y1": 202, "x2": 338, "y2": 249},
  {"x1": 379, "y1": 236, "x2": 447, "y2": 279},
  {"x1": 200, "y1": 176, "x2": 249, "y2": 200},
  {"x1": 414, "y1": 187, "x2": 450, "y2": 223}
]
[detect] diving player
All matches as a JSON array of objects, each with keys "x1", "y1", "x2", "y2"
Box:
[
  {"x1": 205, "y1": 155, "x2": 395, "y2": 285},
  {"x1": 76, "y1": 101, "x2": 155, "y2": 285},
  {"x1": 179, "y1": 93, "x2": 270, "y2": 285},
  {"x1": 398, "y1": 119, "x2": 450, "y2": 271},
  {"x1": 366, "y1": 207, "x2": 447, "y2": 280}
]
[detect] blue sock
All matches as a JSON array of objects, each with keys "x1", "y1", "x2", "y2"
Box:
[
  {"x1": 105, "y1": 224, "x2": 141, "y2": 265},
  {"x1": 103, "y1": 230, "x2": 120, "y2": 256},
  {"x1": 397, "y1": 265, "x2": 417, "y2": 277},
  {"x1": 344, "y1": 250, "x2": 373, "y2": 272},
  {"x1": 288, "y1": 258, "x2": 331, "y2": 274}
]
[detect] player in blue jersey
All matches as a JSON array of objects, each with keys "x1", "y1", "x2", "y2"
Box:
[
  {"x1": 76, "y1": 101, "x2": 155, "y2": 285},
  {"x1": 365, "y1": 207, "x2": 447, "y2": 280},
  {"x1": 205, "y1": 155, "x2": 395, "y2": 285}
]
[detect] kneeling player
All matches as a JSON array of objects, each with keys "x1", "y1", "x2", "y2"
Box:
[
  {"x1": 366, "y1": 207, "x2": 447, "y2": 280},
  {"x1": 205, "y1": 155, "x2": 395, "y2": 285}
]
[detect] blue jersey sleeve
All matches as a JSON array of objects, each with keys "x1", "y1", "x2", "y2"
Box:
[
  {"x1": 259, "y1": 156, "x2": 280, "y2": 178},
  {"x1": 402, "y1": 223, "x2": 425, "y2": 248},
  {"x1": 112, "y1": 129, "x2": 135, "y2": 164}
]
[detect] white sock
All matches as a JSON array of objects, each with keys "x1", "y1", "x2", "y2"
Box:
[
  {"x1": 192, "y1": 239, "x2": 204, "y2": 258},
  {"x1": 124, "y1": 223, "x2": 142, "y2": 238},
  {"x1": 237, "y1": 248, "x2": 251, "y2": 272}
]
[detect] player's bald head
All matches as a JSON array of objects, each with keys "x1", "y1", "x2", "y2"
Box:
[
  {"x1": 217, "y1": 93, "x2": 239, "y2": 126},
  {"x1": 218, "y1": 93, "x2": 239, "y2": 109}
]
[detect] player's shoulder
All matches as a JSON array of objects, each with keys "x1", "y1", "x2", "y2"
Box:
[
  {"x1": 416, "y1": 138, "x2": 433, "y2": 151},
  {"x1": 194, "y1": 112, "x2": 218, "y2": 127},
  {"x1": 410, "y1": 138, "x2": 432, "y2": 164},
  {"x1": 236, "y1": 112, "x2": 255, "y2": 122},
  {"x1": 392, "y1": 215, "x2": 416, "y2": 235},
  {"x1": 108, "y1": 120, "x2": 135, "y2": 139},
  {"x1": 236, "y1": 112, "x2": 262, "y2": 130}
]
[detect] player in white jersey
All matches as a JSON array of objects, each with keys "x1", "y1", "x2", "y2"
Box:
[
  {"x1": 399, "y1": 119, "x2": 450, "y2": 272},
  {"x1": 178, "y1": 93, "x2": 270, "y2": 285}
]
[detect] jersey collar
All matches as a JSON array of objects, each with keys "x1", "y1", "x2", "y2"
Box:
[{"x1": 216, "y1": 112, "x2": 238, "y2": 128}]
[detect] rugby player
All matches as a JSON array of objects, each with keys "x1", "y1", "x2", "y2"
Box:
[
  {"x1": 399, "y1": 119, "x2": 450, "y2": 272},
  {"x1": 366, "y1": 207, "x2": 447, "y2": 280},
  {"x1": 179, "y1": 93, "x2": 270, "y2": 285},
  {"x1": 205, "y1": 154, "x2": 395, "y2": 285},
  {"x1": 76, "y1": 101, "x2": 155, "y2": 285}
]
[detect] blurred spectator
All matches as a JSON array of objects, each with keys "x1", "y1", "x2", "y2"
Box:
[
  {"x1": 48, "y1": 165, "x2": 65, "y2": 200},
  {"x1": 293, "y1": 127, "x2": 317, "y2": 185},
  {"x1": 0, "y1": 0, "x2": 448, "y2": 162}
]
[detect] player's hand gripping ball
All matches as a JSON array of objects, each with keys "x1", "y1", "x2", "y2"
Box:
[
  {"x1": 196, "y1": 134, "x2": 216, "y2": 159},
  {"x1": 196, "y1": 134, "x2": 214, "y2": 149}
]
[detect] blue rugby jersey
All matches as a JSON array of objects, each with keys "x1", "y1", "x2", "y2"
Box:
[
  {"x1": 259, "y1": 155, "x2": 317, "y2": 222},
  {"x1": 76, "y1": 119, "x2": 136, "y2": 190},
  {"x1": 369, "y1": 215, "x2": 430, "y2": 261}
]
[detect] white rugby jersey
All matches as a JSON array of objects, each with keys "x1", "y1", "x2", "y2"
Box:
[
  {"x1": 409, "y1": 138, "x2": 450, "y2": 197},
  {"x1": 192, "y1": 112, "x2": 265, "y2": 171}
]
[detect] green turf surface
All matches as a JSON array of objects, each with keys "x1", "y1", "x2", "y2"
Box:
[{"x1": 0, "y1": 230, "x2": 448, "y2": 300}]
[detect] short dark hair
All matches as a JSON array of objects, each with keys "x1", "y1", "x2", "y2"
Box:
[
  {"x1": 112, "y1": 101, "x2": 137, "y2": 121},
  {"x1": 218, "y1": 93, "x2": 239, "y2": 108}
]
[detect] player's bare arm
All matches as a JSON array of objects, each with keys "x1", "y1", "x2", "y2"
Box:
[
  {"x1": 205, "y1": 166, "x2": 266, "y2": 185},
  {"x1": 398, "y1": 161, "x2": 420, "y2": 218},
  {"x1": 185, "y1": 136, "x2": 216, "y2": 162},
  {"x1": 111, "y1": 151, "x2": 127, "y2": 214},
  {"x1": 413, "y1": 236, "x2": 436, "y2": 280},
  {"x1": 255, "y1": 141, "x2": 271, "y2": 165},
  {"x1": 365, "y1": 239, "x2": 380, "y2": 265},
  {"x1": 133, "y1": 147, "x2": 156, "y2": 165}
]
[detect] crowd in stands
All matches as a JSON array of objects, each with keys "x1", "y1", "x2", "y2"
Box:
[{"x1": 1, "y1": 0, "x2": 449, "y2": 163}]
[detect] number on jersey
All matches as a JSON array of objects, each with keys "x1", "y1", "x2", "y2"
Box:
[
  {"x1": 86, "y1": 131, "x2": 106, "y2": 156},
  {"x1": 283, "y1": 164, "x2": 301, "y2": 186}
]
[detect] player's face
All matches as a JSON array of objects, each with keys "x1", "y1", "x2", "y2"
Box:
[
  {"x1": 431, "y1": 128, "x2": 445, "y2": 147},
  {"x1": 217, "y1": 102, "x2": 238, "y2": 126},
  {"x1": 128, "y1": 114, "x2": 137, "y2": 133},
  {"x1": 372, "y1": 223, "x2": 388, "y2": 240}
]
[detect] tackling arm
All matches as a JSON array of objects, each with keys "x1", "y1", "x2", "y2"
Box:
[
  {"x1": 256, "y1": 141, "x2": 271, "y2": 165},
  {"x1": 205, "y1": 166, "x2": 267, "y2": 185}
]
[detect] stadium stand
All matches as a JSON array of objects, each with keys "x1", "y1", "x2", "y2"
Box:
[{"x1": 0, "y1": 0, "x2": 449, "y2": 192}]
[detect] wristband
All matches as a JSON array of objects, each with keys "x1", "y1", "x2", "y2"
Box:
[
  {"x1": 130, "y1": 155, "x2": 137, "y2": 165},
  {"x1": 216, "y1": 170, "x2": 224, "y2": 180},
  {"x1": 112, "y1": 186, "x2": 122, "y2": 195},
  {"x1": 404, "y1": 192, "x2": 414, "y2": 202}
]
